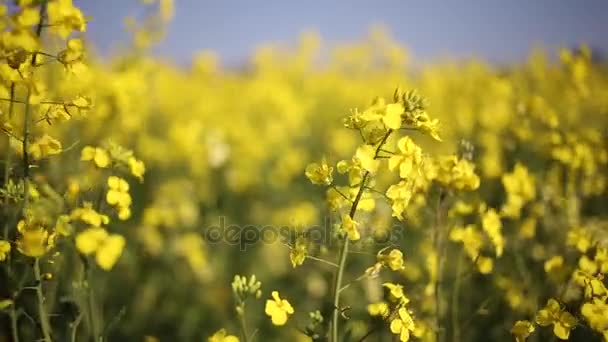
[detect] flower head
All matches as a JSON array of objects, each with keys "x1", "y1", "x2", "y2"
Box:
[
  {"x1": 208, "y1": 329, "x2": 239, "y2": 342},
  {"x1": 511, "y1": 320, "x2": 535, "y2": 342},
  {"x1": 536, "y1": 299, "x2": 577, "y2": 340},
  {"x1": 390, "y1": 307, "x2": 415, "y2": 342},
  {"x1": 305, "y1": 158, "x2": 333, "y2": 185},
  {"x1": 341, "y1": 214, "x2": 360, "y2": 241},
  {"x1": 265, "y1": 291, "x2": 294, "y2": 326}
]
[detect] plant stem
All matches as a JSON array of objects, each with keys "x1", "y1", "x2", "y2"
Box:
[
  {"x1": 10, "y1": 305, "x2": 20, "y2": 342},
  {"x1": 433, "y1": 189, "x2": 446, "y2": 342},
  {"x1": 70, "y1": 313, "x2": 83, "y2": 342},
  {"x1": 238, "y1": 309, "x2": 250, "y2": 342},
  {"x1": 451, "y1": 250, "x2": 464, "y2": 342},
  {"x1": 3, "y1": 82, "x2": 15, "y2": 240},
  {"x1": 330, "y1": 130, "x2": 392, "y2": 342},
  {"x1": 34, "y1": 258, "x2": 53, "y2": 342}
]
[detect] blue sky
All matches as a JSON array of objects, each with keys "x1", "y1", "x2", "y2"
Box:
[{"x1": 76, "y1": 0, "x2": 608, "y2": 65}]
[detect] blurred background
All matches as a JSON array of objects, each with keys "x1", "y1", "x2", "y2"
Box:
[
  {"x1": 77, "y1": 0, "x2": 608, "y2": 65},
  {"x1": 1, "y1": 1, "x2": 607, "y2": 341}
]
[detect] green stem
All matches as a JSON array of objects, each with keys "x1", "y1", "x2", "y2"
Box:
[
  {"x1": 70, "y1": 313, "x2": 83, "y2": 342},
  {"x1": 433, "y1": 189, "x2": 446, "y2": 342},
  {"x1": 3, "y1": 82, "x2": 15, "y2": 240},
  {"x1": 10, "y1": 305, "x2": 20, "y2": 342},
  {"x1": 34, "y1": 258, "x2": 53, "y2": 342},
  {"x1": 330, "y1": 130, "x2": 392, "y2": 342},
  {"x1": 451, "y1": 250, "x2": 464, "y2": 342},
  {"x1": 238, "y1": 308, "x2": 250, "y2": 342}
]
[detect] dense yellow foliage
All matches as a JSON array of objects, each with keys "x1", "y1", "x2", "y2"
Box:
[{"x1": 0, "y1": 1, "x2": 607, "y2": 341}]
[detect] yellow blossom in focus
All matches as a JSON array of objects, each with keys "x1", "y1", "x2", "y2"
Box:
[
  {"x1": 355, "y1": 145, "x2": 380, "y2": 173},
  {"x1": 389, "y1": 307, "x2": 415, "y2": 342},
  {"x1": 341, "y1": 214, "x2": 360, "y2": 241},
  {"x1": 359, "y1": 97, "x2": 404, "y2": 130},
  {"x1": 16, "y1": 221, "x2": 54, "y2": 257},
  {"x1": 388, "y1": 136, "x2": 422, "y2": 178},
  {"x1": 265, "y1": 291, "x2": 294, "y2": 326},
  {"x1": 386, "y1": 180, "x2": 414, "y2": 220},
  {"x1": 581, "y1": 298, "x2": 608, "y2": 334},
  {"x1": 383, "y1": 282, "x2": 409, "y2": 304},
  {"x1": 536, "y1": 298, "x2": 577, "y2": 340},
  {"x1": 208, "y1": 329, "x2": 239, "y2": 342},
  {"x1": 511, "y1": 320, "x2": 535, "y2": 342},
  {"x1": 305, "y1": 158, "x2": 333, "y2": 185},
  {"x1": 378, "y1": 248, "x2": 405, "y2": 271}
]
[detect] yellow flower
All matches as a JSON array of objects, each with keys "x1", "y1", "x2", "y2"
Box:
[
  {"x1": 65, "y1": 38, "x2": 84, "y2": 60},
  {"x1": 511, "y1": 320, "x2": 535, "y2": 342},
  {"x1": 544, "y1": 256, "x2": 564, "y2": 273},
  {"x1": 355, "y1": 145, "x2": 380, "y2": 173},
  {"x1": 304, "y1": 158, "x2": 333, "y2": 185},
  {"x1": 289, "y1": 236, "x2": 307, "y2": 268},
  {"x1": 70, "y1": 203, "x2": 110, "y2": 226},
  {"x1": 449, "y1": 224, "x2": 483, "y2": 260},
  {"x1": 81, "y1": 146, "x2": 110, "y2": 168},
  {"x1": 265, "y1": 291, "x2": 294, "y2": 326},
  {"x1": 359, "y1": 97, "x2": 404, "y2": 130},
  {"x1": 581, "y1": 298, "x2": 608, "y2": 333},
  {"x1": 54, "y1": 214, "x2": 73, "y2": 236},
  {"x1": 0, "y1": 240, "x2": 11, "y2": 261},
  {"x1": 47, "y1": 0, "x2": 87, "y2": 38},
  {"x1": 567, "y1": 227, "x2": 593, "y2": 253},
  {"x1": 501, "y1": 163, "x2": 536, "y2": 218},
  {"x1": 128, "y1": 157, "x2": 146, "y2": 181},
  {"x1": 75, "y1": 227, "x2": 108, "y2": 255},
  {"x1": 481, "y1": 208, "x2": 504, "y2": 257},
  {"x1": 367, "y1": 301, "x2": 390, "y2": 318},
  {"x1": 106, "y1": 177, "x2": 131, "y2": 205},
  {"x1": 208, "y1": 329, "x2": 239, "y2": 342},
  {"x1": 75, "y1": 227, "x2": 125, "y2": 270},
  {"x1": 95, "y1": 234, "x2": 126, "y2": 271},
  {"x1": 476, "y1": 256, "x2": 494, "y2": 274},
  {"x1": 434, "y1": 156, "x2": 480, "y2": 191},
  {"x1": 389, "y1": 307, "x2": 415, "y2": 342},
  {"x1": 341, "y1": 214, "x2": 360, "y2": 241},
  {"x1": 15, "y1": 7, "x2": 40, "y2": 28},
  {"x1": 536, "y1": 298, "x2": 577, "y2": 340},
  {"x1": 386, "y1": 180, "x2": 414, "y2": 220},
  {"x1": 383, "y1": 282, "x2": 409, "y2": 304},
  {"x1": 378, "y1": 249, "x2": 405, "y2": 271},
  {"x1": 388, "y1": 136, "x2": 423, "y2": 178},
  {"x1": 16, "y1": 221, "x2": 54, "y2": 258},
  {"x1": 28, "y1": 134, "x2": 62, "y2": 160}
]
